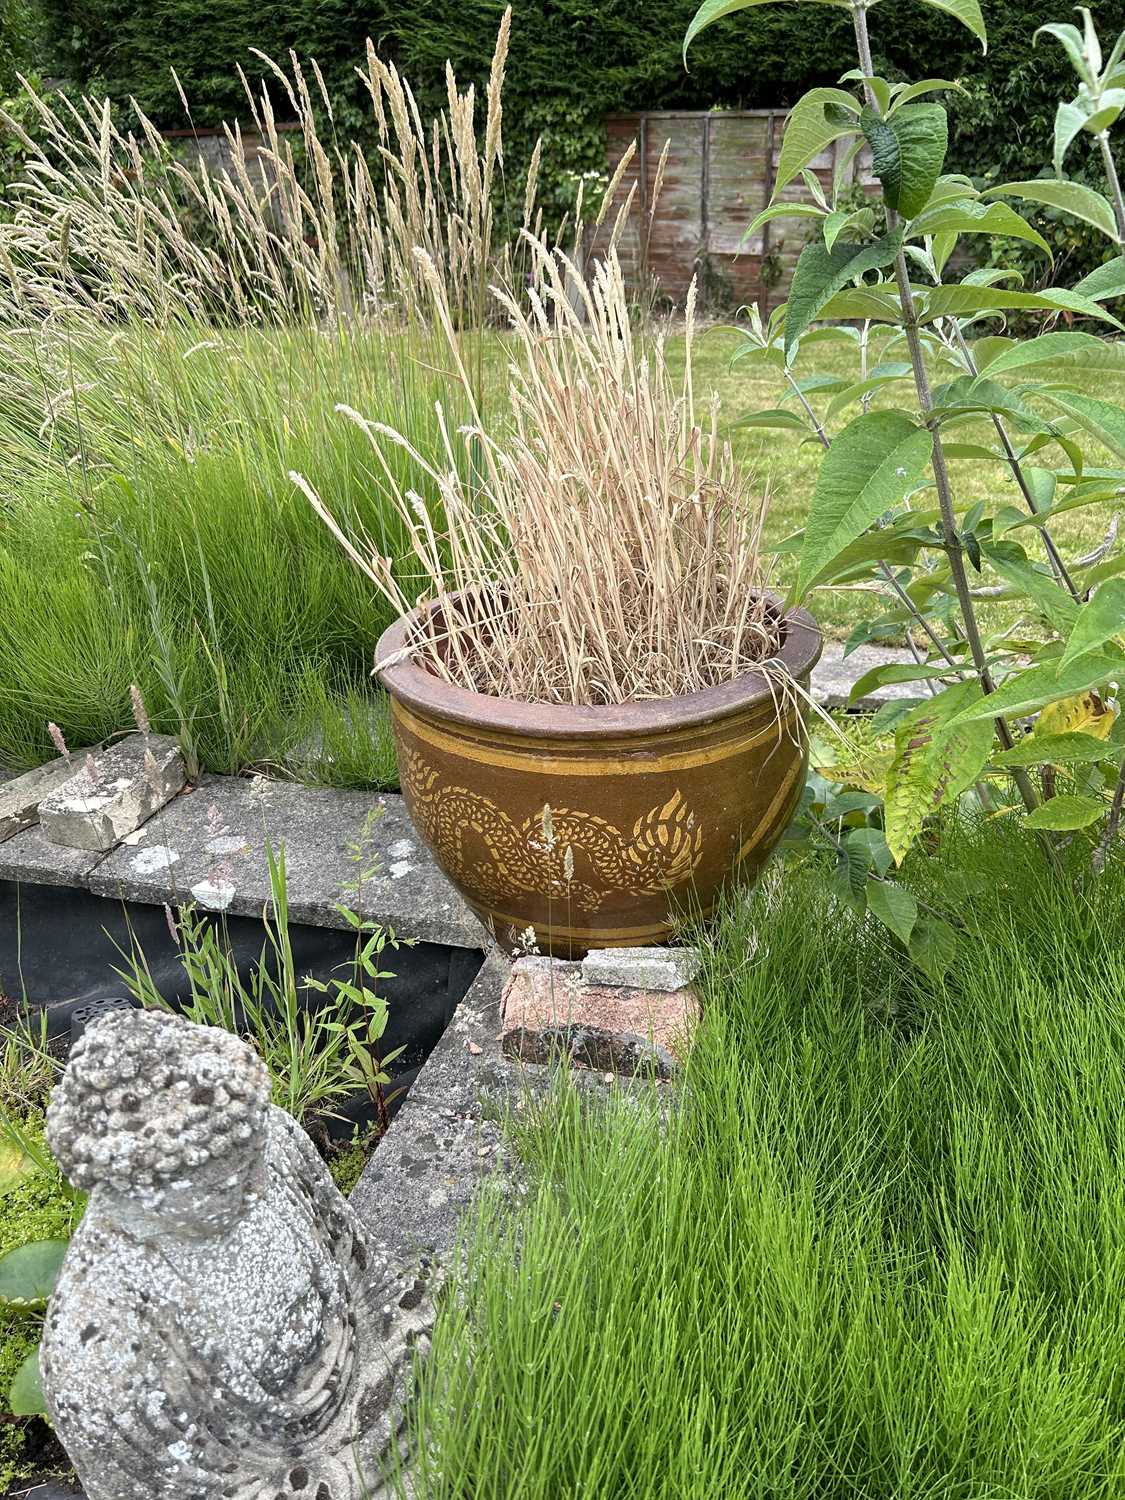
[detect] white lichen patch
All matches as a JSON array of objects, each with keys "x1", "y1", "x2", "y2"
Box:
[
  {"x1": 190, "y1": 878, "x2": 236, "y2": 911},
  {"x1": 387, "y1": 839, "x2": 415, "y2": 859},
  {"x1": 132, "y1": 845, "x2": 180, "y2": 875},
  {"x1": 389, "y1": 860, "x2": 414, "y2": 880},
  {"x1": 63, "y1": 793, "x2": 113, "y2": 813}
]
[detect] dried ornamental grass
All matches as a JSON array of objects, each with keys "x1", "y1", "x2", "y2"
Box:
[
  {"x1": 296, "y1": 240, "x2": 785, "y2": 707},
  {"x1": 0, "y1": 12, "x2": 534, "y2": 331}
]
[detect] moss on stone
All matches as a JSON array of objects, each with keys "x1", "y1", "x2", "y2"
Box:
[{"x1": 0, "y1": 1115, "x2": 83, "y2": 1491}]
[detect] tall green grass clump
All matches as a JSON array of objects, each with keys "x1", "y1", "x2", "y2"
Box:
[
  {"x1": 409, "y1": 822, "x2": 1125, "y2": 1499},
  {"x1": 0, "y1": 319, "x2": 466, "y2": 779}
]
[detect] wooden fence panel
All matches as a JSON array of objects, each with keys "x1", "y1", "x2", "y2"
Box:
[{"x1": 598, "y1": 110, "x2": 875, "y2": 313}]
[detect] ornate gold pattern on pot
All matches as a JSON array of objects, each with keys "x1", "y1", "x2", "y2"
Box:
[
  {"x1": 376, "y1": 597, "x2": 823, "y2": 956},
  {"x1": 401, "y1": 744, "x2": 704, "y2": 914}
]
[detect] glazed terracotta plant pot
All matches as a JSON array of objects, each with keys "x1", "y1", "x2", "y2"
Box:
[{"x1": 375, "y1": 598, "x2": 822, "y2": 957}]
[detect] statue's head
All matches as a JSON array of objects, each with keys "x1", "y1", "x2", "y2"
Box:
[{"x1": 47, "y1": 1008, "x2": 271, "y2": 1236}]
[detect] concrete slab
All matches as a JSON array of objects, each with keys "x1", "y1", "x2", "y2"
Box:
[
  {"x1": 581, "y1": 945, "x2": 701, "y2": 992},
  {"x1": 0, "y1": 825, "x2": 109, "y2": 888},
  {"x1": 350, "y1": 1093, "x2": 508, "y2": 1260},
  {"x1": 811, "y1": 642, "x2": 921, "y2": 708},
  {"x1": 88, "y1": 775, "x2": 487, "y2": 950},
  {"x1": 0, "y1": 752, "x2": 99, "y2": 844}
]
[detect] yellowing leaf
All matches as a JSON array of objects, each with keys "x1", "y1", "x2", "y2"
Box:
[
  {"x1": 811, "y1": 724, "x2": 896, "y2": 796},
  {"x1": 0, "y1": 1140, "x2": 31, "y2": 1200},
  {"x1": 1036, "y1": 692, "x2": 1117, "y2": 741},
  {"x1": 884, "y1": 681, "x2": 995, "y2": 863}
]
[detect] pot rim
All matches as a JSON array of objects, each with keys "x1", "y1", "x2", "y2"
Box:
[{"x1": 374, "y1": 591, "x2": 822, "y2": 741}]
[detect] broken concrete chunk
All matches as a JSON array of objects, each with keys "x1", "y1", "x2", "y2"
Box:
[
  {"x1": 500, "y1": 955, "x2": 699, "y2": 1078},
  {"x1": 0, "y1": 750, "x2": 98, "y2": 843},
  {"x1": 37, "y1": 735, "x2": 186, "y2": 852},
  {"x1": 580, "y1": 944, "x2": 702, "y2": 993}
]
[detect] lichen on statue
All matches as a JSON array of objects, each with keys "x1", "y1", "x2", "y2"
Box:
[{"x1": 40, "y1": 1009, "x2": 431, "y2": 1500}]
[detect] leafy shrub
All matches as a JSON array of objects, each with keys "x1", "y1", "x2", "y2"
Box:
[
  {"x1": 696, "y1": 0, "x2": 1125, "y2": 963},
  {"x1": 0, "y1": 0, "x2": 39, "y2": 95},
  {"x1": 0, "y1": 75, "x2": 42, "y2": 221}
]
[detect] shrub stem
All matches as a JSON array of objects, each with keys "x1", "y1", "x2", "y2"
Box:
[
  {"x1": 847, "y1": 2, "x2": 1059, "y2": 866},
  {"x1": 1097, "y1": 132, "x2": 1125, "y2": 244}
]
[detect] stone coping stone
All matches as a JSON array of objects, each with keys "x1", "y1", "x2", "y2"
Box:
[
  {"x1": 581, "y1": 945, "x2": 701, "y2": 992},
  {"x1": 0, "y1": 773, "x2": 486, "y2": 952},
  {"x1": 87, "y1": 775, "x2": 485, "y2": 950},
  {"x1": 0, "y1": 751, "x2": 99, "y2": 845},
  {"x1": 0, "y1": 826, "x2": 108, "y2": 888},
  {"x1": 351, "y1": 951, "x2": 513, "y2": 1260}
]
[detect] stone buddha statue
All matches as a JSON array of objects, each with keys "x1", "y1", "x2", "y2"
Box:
[{"x1": 40, "y1": 1009, "x2": 432, "y2": 1500}]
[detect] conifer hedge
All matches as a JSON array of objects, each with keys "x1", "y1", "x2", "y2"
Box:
[{"x1": 32, "y1": 0, "x2": 1123, "y2": 263}]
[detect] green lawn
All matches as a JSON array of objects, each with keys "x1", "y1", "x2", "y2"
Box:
[
  {"x1": 685, "y1": 326, "x2": 1125, "y2": 639},
  {"x1": 406, "y1": 820, "x2": 1125, "y2": 1500}
]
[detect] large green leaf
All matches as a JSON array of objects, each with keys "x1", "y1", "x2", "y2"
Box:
[
  {"x1": 791, "y1": 522, "x2": 932, "y2": 590},
  {"x1": 9, "y1": 1348, "x2": 46, "y2": 1417},
  {"x1": 1034, "y1": 22, "x2": 1092, "y2": 84},
  {"x1": 728, "y1": 408, "x2": 812, "y2": 433},
  {"x1": 888, "y1": 78, "x2": 966, "y2": 113},
  {"x1": 992, "y1": 731, "x2": 1119, "y2": 768},
  {"x1": 983, "y1": 179, "x2": 1120, "y2": 242},
  {"x1": 683, "y1": 0, "x2": 845, "y2": 58},
  {"x1": 1042, "y1": 391, "x2": 1125, "y2": 459},
  {"x1": 784, "y1": 231, "x2": 903, "y2": 362},
  {"x1": 918, "y1": 0, "x2": 986, "y2": 49},
  {"x1": 1085, "y1": 90, "x2": 1125, "y2": 135},
  {"x1": 1059, "y1": 579, "x2": 1125, "y2": 671},
  {"x1": 908, "y1": 916, "x2": 959, "y2": 980},
  {"x1": 0, "y1": 1240, "x2": 68, "y2": 1308},
  {"x1": 932, "y1": 375, "x2": 1040, "y2": 428},
  {"x1": 833, "y1": 838, "x2": 871, "y2": 907},
  {"x1": 814, "y1": 282, "x2": 1120, "y2": 326},
  {"x1": 1053, "y1": 100, "x2": 1090, "y2": 174},
  {"x1": 823, "y1": 206, "x2": 877, "y2": 251},
  {"x1": 774, "y1": 88, "x2": 862, "y2": 197},
  {"x1": 910, "y1": 197, "x2": 1051, "y2": 254},
  {"x1": 848, "y1": 662, "x2": 954, "y2": 703},
  {"x1": 862, "y1": 104, "x2": 948, "y2": 218},
  {"x1": 1072, "y1": 256, "x2": 1125, "y2": 301},
  {"x1": 1023, "y1": 794, "x2": 1106, "y2": 830},
  {"x1": 884, "y1": 680, "x2": 995, "y2": 864},
  {"x1": 847, "y1": 826, "x2": 895, "y2": 876},
  {"x1": 973, "y1": 330, "x2": 1109, "y2": 377},
  {"x1": 684, "y1": 0, "x2": 983, "y2": 57},
  {"x1": 920, "y1": 283, "x2": 1123, "y2": 328},
  {"x1": 742, "y1": 202, "x2": 825, "y2": 244},
  {"x1": 867, "y1": 879, "x2": 919, "y2": 945},
  {"x1": 816, "y1": 286, "x2": 904, "y2": 322},
  {"x1": 794, "y1": 410, "x2": 933, "y2": 602},
  {"x1": 951, "y1": 653, "x2": 1125, "y2": 723},
  {"x1": 979, "y1": 546, "x2": 1078, "y2": 632}
]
